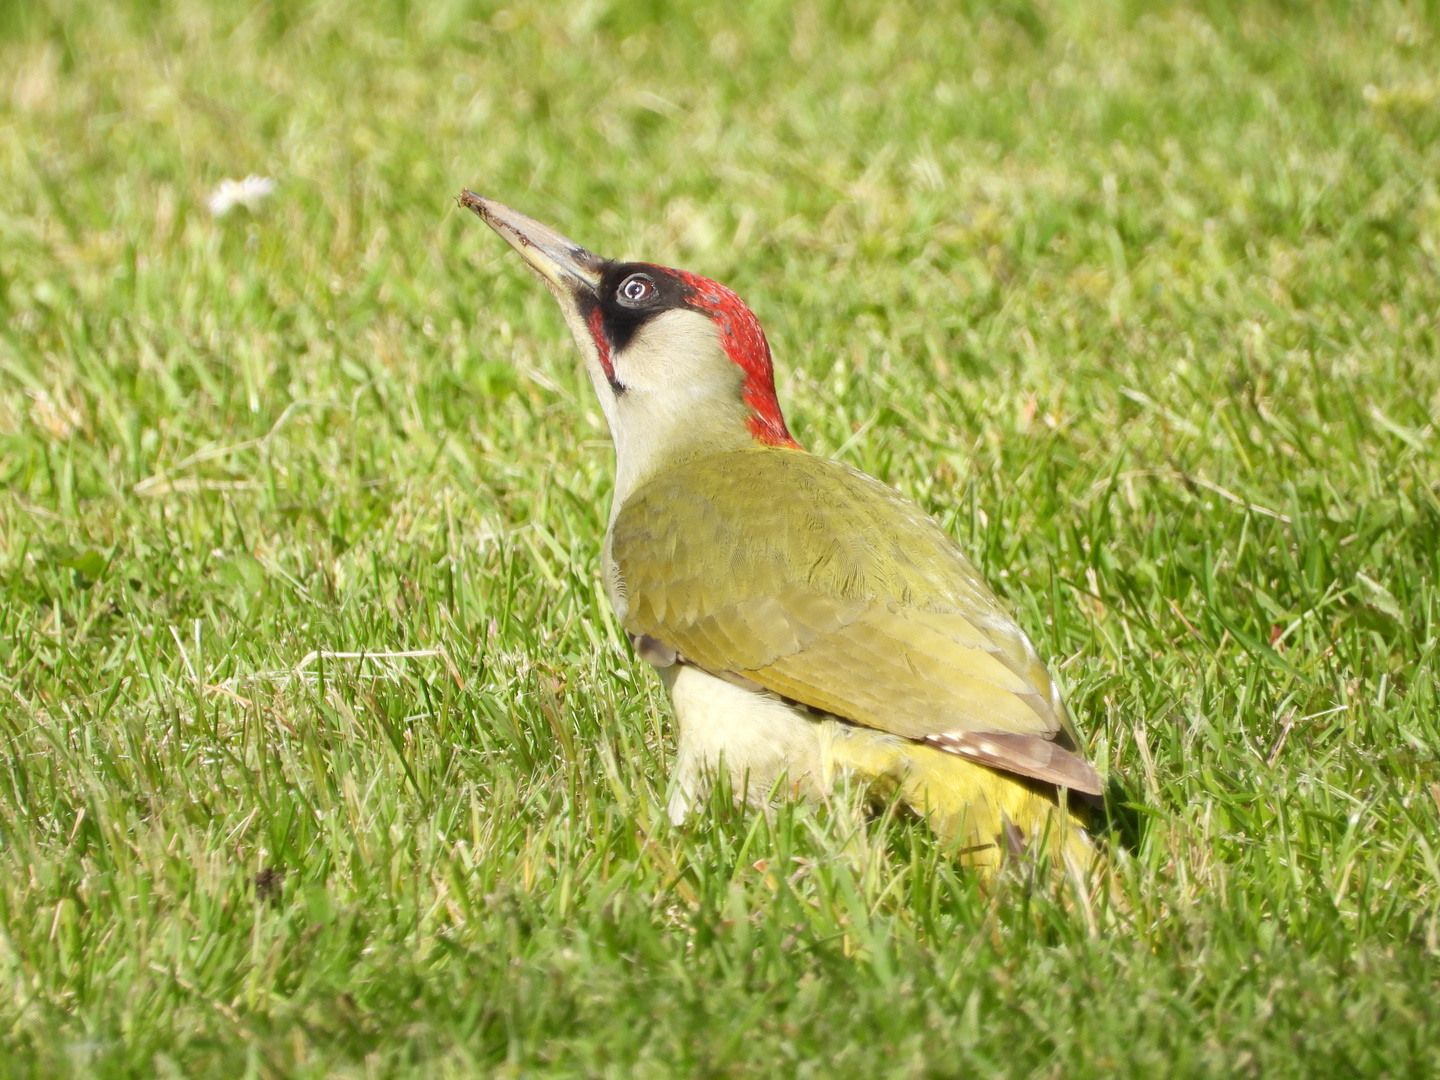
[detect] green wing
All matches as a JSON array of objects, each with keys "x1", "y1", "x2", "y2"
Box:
[{"x1": 610, "y1": 447, "x2": 1101, "y2": 795}]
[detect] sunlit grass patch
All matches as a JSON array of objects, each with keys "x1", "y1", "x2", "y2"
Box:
[{"x1": 2, "y1": 0, "x2": 1439, "y2": 1075}]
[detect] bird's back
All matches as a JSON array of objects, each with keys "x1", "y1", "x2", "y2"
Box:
[{"x1": 610, "y1": 446, "x2": 1090, "y2": 780}]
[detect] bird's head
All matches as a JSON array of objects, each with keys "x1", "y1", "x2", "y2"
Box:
[{"x1": 461, "y1": 192, "x2": 799, "y2": 497}]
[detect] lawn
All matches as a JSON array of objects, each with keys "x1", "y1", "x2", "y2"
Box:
[{"x1": 2, "y1": 0, "x2": 1439, "y2": 1075}]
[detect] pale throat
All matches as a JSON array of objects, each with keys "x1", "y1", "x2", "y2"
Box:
[{"x1": 570, "y1": 309, "x2": 758, "y2": 517}]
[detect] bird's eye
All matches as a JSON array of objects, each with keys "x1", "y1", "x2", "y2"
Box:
[{"x1": 617, "y1": 273, "x2": 656, "y2": 306}]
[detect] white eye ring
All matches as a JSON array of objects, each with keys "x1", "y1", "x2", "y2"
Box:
[{"x1": 618, "y1": 274, "x2": 655, "y2": 305}]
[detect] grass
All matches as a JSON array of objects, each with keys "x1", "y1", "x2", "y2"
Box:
[{"x1": 2, "y1": 0, "x2": 1439, "y2": 1074}]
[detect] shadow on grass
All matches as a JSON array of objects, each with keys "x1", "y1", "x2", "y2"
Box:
[{"x1": 1099, "y1": 776, "x2": 1149, "y2": 856}]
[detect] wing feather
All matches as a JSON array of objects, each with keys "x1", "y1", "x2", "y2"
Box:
[{"x1": 610, "y1": 447, "x2": 1101, "y2": 795}]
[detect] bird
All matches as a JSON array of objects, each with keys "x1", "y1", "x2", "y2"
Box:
[{"x1": 460, "y1": 190, "x2": 1104, "y2": 870}]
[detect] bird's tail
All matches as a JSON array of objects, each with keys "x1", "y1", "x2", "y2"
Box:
[{"x1": 819, "y1": 720, "x2": 1101, "y2": 874}]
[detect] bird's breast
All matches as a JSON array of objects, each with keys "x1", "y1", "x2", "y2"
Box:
[{"x1": 663, "y1": 664, "x2": 830, "y2": 823}]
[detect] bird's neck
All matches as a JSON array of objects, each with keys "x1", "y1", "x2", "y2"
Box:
[{"x1": 606, "y1": 406, "x2": 758, "y2": 525}]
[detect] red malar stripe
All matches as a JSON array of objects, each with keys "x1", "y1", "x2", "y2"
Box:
[{"x1": 587, "y1": 305, "x2": 618, "y2": 386}]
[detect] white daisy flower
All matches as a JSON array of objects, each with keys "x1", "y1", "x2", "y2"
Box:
[{"x1": 207, "y1": 175, "x2": 276, "y2": 217}]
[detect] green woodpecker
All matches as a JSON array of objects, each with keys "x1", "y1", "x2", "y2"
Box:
[{"x1": 460, "y1": 191, "x2": 1102, "y2": 868}]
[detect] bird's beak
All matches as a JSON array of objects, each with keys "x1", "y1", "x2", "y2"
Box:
[{"x1": 459, "y1": 190, "x2": 605, "y2": 295}]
